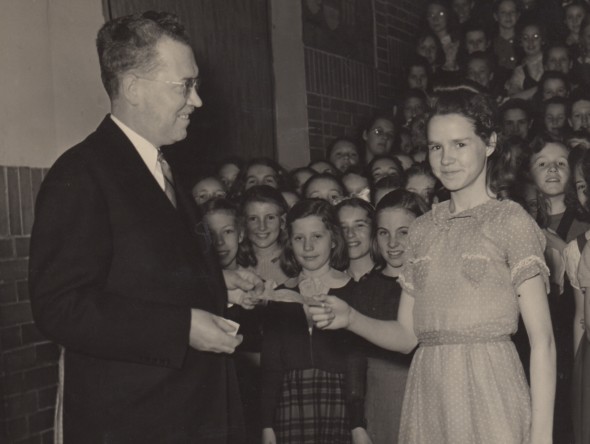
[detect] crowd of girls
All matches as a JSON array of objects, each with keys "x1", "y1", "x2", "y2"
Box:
[{"x1": 186, "y1": 2, "x2": 590, "y2": 442}]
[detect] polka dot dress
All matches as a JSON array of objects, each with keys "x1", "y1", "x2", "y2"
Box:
[{"x1": 398, "y1": 199, "x2": 549, "y2": 444}]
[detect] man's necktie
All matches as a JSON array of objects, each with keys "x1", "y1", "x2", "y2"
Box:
[{"x1": 157, "y1": 151, "x2": 177, "y2": 208}]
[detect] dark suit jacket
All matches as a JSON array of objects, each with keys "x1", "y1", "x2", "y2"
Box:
[{"x1": 29, "y1": 116, "x2": 244, "y2": 443}]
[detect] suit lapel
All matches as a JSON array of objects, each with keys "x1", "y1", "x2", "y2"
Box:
[{"x1": 94, "y1": 117, "x2": 226, "y2": 311}]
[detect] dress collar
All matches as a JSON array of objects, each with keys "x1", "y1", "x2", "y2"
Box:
[{"x1": 431, "y1": 198, "x2": 500, "y2": 228}]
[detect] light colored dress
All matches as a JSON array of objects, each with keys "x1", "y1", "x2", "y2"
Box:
[
  {"x1": 573, "y1": 243, "x2": 590, "y2": 443},
  {"x1": 398, "y1": 199, "x2": 549, "y2": 444}
]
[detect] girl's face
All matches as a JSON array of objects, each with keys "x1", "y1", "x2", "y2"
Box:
[
  {"x1": 376, "y1": 208, "x2": 416, "y2": 277},
  {"x1": 329, "y1": 141, "x2": 360, "y2": 172},
  {"x1": 403, "y1": 97, "x2": 426, "y2": 123},
  {"x1": 566, "y1": 5, "x2": 586, "y2": 34},
  {"x1": 428, "y1": 113, "x2": 494, "y2": 195},
  {"x1": 408, "y1": 66, "x2": 428, "y2": 90},
  {"x1": 245, "y1": 164, "x2": 279, "y2": 189},
  {"x1": 219, "y1": 163, "x2": 240, "y2": 190},
  {"x1": 192, "y1": 177, "x2": 226, "y2": 205},
  {"x1": 205, "y1": 211, "x2": 242, "y2": 270},
  {"x1": 496, "y1": 0, "x2": 519, "y2": 30},
  {"x1": 417, "y1": 36, "x2": 438, "y2": 65},
  {"x1": 400, "y1": 132, "x2": 414, "y2": 154},
  {"x1": 426, "y1": 3, "x2": 448, "y2": 34},
  {"x1": 406, "y1": 173, "x2": 436, "y2": 205},
  {"x1": 520, "y1": 25, "x2": 542, "y2": 57},
  {"x1": 542, "y1": 78, "x2": 567, "y2": 100},
  {"x1": 305, "y1": 177, "x2": 344, "y2": 204},
  {"x1": 545, "y1": 47, "x2": 571, "y2": 74},
  {"x1": 529, "y1": 143, "x2": 570, "y2": 198},
  {"x1": 575, "y1": 162, "x2": 588, "y2": 208},
  {"x1": 244, "y1": 201, "x2": 283, "y2": 250},
  {"x1": 338, "y1": 206, "x2": 372, "y2": 260},
  {"x1": 364, "y1": 118, "x2": 395, "y2": 156},
  {"x1": 371, "y1": 158, "x2": 402, "y2": 182},
  {"x1": 291, "y1": 215, "x2": 333, "y2": 274},
  {"x1": 544, "y1": 103, "x2": 567, "y2": 137}
]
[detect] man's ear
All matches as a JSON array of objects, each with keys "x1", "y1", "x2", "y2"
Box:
[
  {"x1": 120, "y1": 73, "x2": 141, "y2": 106},
  {"x1": 486, "y1": 132, "x2": 497, "y2": 157}
]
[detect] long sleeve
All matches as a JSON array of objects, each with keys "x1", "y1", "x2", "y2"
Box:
[
  {"x1": 260, "y1": 302, "x2": 284, "y2": 427},
  {"x1": 29, "y1": 142, "x2": 191, "y2": 369}
]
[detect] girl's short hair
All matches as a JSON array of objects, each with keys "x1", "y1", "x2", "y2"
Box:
[
  {"x1": 201, "y1": 197, "x2": 249, "y2": 267},
  {"x1": 280, "y1": 198, "x2": 349, "y2": 277},
  {"x1": 405, "y1": 162, "x2": 435, "y2": 181},
  {"x1": 366, "y1": 154, "x2": 405, "y2": 179},
  {"x1": 228, "y1": 157, "x2": 292, "y2": 200},
  {"x1": 216, "y1": 155, "x2": 244, "y2": 174},
  {"x1": 371, "y1": 189, "x2": 428, "y2": 270},
  {"x1": 238, "y1": 185, "x2": 289, "y2": 267},
  {"x1": 301, "y1": 173, "x2": 346, "y2": 198},
  {"x1": 428, "y1": 87, "x2": 512, "y2": 196},
  {"x1": 370, "y1": 175, "x2": 407, "y2": 204},
  {"x1": 325, "y1": 137, "x2": 361, "y2": 160}
]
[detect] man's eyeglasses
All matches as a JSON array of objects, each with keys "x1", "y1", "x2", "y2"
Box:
[
  {"x1": 137, "y1": 76, "x2": 201, "y2": 98},
  {"x1": 371, "y1": 128, "x2": 395, "y2": 140}
]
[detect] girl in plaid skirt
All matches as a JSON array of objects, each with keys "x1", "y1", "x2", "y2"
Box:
[{"x1": 260, "y1": 199, "x2": 366, "y2": 444}]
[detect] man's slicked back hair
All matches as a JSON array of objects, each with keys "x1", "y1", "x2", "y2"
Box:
[{"x1": 96, "y1": 11, "x2": 190, "y2": 98}]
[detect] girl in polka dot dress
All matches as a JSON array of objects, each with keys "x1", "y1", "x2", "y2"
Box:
[{"x1": 311, "y1": 88, "x2": 556, "y2": 444}]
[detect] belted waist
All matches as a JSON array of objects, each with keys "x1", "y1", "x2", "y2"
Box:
[{"x1": 419, "y1": 333, "x2": 511, "y2": 347}]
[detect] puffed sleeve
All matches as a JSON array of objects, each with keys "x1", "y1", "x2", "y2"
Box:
[
  {"x1": 563, "y1": 238, "x2": 582, "y2": 290},
  {"x1": 502, "y1": 203, "x2": 550, "y2": 292}
]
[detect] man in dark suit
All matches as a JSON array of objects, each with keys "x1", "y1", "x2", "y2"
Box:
[{"x1": 29, "y1": 11, "x2": 260, "y2": 443}]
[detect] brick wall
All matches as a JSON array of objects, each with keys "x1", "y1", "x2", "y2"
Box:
[
  {"x1": 1, "y1": 166, "x2": 57, "y2": 444},
  {"x1": 0, "y1": 3, "x2": 428, "y2": 441},
  {"x1": 305, "y1": 0, "x2": 427, "y2": 159}
]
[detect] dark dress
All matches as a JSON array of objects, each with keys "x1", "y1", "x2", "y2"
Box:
[
  {"x1": 348, "y1": 268, "x2": 412, "y2": 444},
  {"x1": 260, "y1": 279, "x2": 361, "y2": 444}
]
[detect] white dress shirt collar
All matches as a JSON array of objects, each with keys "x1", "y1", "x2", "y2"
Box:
[{"x1": 110, "y1": 114, "x2": 166, "y2": 190}]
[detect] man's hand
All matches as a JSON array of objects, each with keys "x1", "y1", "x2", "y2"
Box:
[{"x1": 189, "y1": 309, "x2": 242, "y2": 353}]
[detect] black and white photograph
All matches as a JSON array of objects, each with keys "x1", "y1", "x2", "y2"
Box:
[{"x1": 1, "y1": 0, "x2": 590, "y2": 443}]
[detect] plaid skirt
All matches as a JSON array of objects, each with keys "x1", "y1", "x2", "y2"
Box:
[{"x1": 275, "y1": 368, "x2": 350, "y2": 444}]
